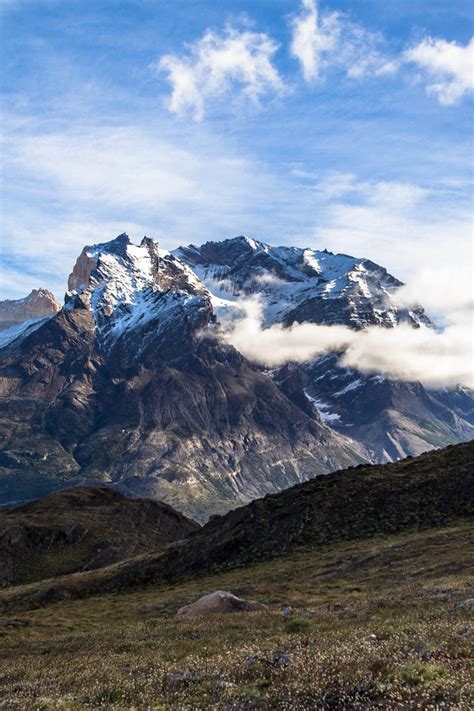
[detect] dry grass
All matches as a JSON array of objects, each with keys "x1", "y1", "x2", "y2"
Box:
[{"x1": 0, "y1": 523, "x2": 473, "y2": 709}]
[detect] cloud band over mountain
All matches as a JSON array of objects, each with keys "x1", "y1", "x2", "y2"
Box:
[{"x1": 219, "y1": 298, "x2": 473, "y2": 389}]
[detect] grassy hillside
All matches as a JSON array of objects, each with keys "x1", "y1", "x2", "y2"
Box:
[
  {"x1": 1, "y1": 441, "x2": 471, "y2": 612},
  {"x1": 0, "y1": 524, "x2": 472, "y2": 709},
  {"x1": 0, "y1": 487, "x2": 199, "y2": 587}
]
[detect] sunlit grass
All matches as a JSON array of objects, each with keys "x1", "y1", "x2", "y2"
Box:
[{"x1": 0, "y1": 523, "x2": 472, "y2": 709}]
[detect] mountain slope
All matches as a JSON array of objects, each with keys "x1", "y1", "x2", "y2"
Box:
[
  {"x1": 301, "y1": 354, "x2": 474, "y2": 461},
  {"x1": 0, "y1": 486, "x2": 199, "y2": 587},
  {"x1": 175, "y1": 236, "x2": 474, "y2": 461},
  {"x1": 2, "y1": 441, "x2": 472, "y2": 612},
  {"x1": 0, "y1": 234, "x2": 364, "y2": 522}
]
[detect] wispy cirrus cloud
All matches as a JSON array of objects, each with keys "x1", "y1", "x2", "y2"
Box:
[
  {"x1": 289, "y1": 0, "x2": 399, "y2": 84},
  {"x1": 404, "y1": 36, "x2": 474, "y2": 105},
  {"x1": 315, "y1": 175, "x2": 471, "y2": 267},
  {"x1": 154, "y1": 26, "x2": 286, "y2": 120},
  {"x1": 289, "y1": 0, "x2": 340, "y2": 82},
  {"x1": 0, "y1": 118, "x2": 295, "y2": 297}
]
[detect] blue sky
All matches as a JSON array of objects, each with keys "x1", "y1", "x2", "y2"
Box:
[{"x1": 0, "y1": 0, "x2": 472, "y2": 321}]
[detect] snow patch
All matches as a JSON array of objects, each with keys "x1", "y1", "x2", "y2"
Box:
[
  {"x1": 304, "y1": 391, "x2": 341, "y2": 423},
  {"x1": 334, "y1": 378, "x2": 362, "y2": 397}
]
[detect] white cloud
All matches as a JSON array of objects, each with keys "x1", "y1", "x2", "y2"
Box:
[
  {"x1": 394, "y1": 267, "x2": 474, "y2": 325},
  {"x1": 404, "y1": 36, "x2": 474, "y2": 105},
  {"x1": 289, "y1": 0, "x2": 398, "y2": 83},
  {"x1": 155, "y1": 26, "x2": 286, "y2": 120},
  {"x1": 289, "y1": 0, "x2": 340, "y2": 82},
  {"x1": 219, "y1": 299, "x2": 473, "y2": 389},
  {"x1": 314, "y1": 176, "x2": 472, "y2": 294}
]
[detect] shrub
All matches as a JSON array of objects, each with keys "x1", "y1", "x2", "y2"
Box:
[{"x1": 285, "y1": 617, "x2": 312, "y2": 634}]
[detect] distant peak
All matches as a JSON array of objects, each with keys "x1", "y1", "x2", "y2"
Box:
[
  {"x1": 101, "y1": 232, "x2": 131, "y2": 256},
  {"x1": 140, "y1": 236, "x2": 158, "y2": 249},
  {"x1": 0, "y1": 288, "x2": 60, "y2": 332},
  {"x1": 236, "y1": 235, "x2": 260, "y2": 250},
  {"x1": 27, "y1": 288, "x2": 58, "y2": 300}
]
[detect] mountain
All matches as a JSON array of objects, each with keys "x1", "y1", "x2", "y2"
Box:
[
  {"x1": 173, "y1": 235, "x2": 431, "y2": 329},
  {"x1": 0, "y1": 234, "x2": 363, "y2": 522},
  {"x1": 0, "y1": 288, "x2": 60, "y2": 332},
  {"x1": 0, "y1": 486, "x2": 198, "y2": 588},
  {"x1": 1, "y1": 441, "x2": 472, "y2": 612},
  {"x1": 1, "y1": 233, "x2": 472, "y2": 521},
  {"x1": 175, "y1": 236, "x2": 474, "y2": 461}
]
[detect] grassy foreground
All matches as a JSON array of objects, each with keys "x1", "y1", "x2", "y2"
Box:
[{"x1": 0, "y1": 522, "x2": 473, "y2": 710}]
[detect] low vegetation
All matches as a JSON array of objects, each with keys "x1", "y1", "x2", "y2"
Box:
[
  {"x1": 0, "y1": 487, "x2": 198, "y2": 587},
  {"x1": 0, "y1": 523, "x2": 473, "y2": 709},
  {"x1": 1, "y1": 441, "x2": 472, "y2": 613}
]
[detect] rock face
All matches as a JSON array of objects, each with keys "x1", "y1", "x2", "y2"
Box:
[
  {"x1": 0, "y1": 486, "x2": 199, "y2": 588},
  {"x1": 174, "y1": 237, "x2": 474, "y2": 462},
  {"x1": 176, "y1": 591, "x2": 267, "y2": 618},
  {"x1": 0, "y1": 289, "x2": 60, "y2": 331},
  {"x1": 0, "y1": 234, "x2": 364, "y2": 523},
  {"x1": 300, "y1": 354, "x2": 474, "y2": 462}
]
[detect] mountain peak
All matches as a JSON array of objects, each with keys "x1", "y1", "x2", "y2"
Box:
[
  {"x1": 234, "y1": 235, "x2": 265, "y2": 251},
  {"x1": 0, "y1": 288, "x2": 60, "y2": 332},
  {"x1": 65, "y1": 233, "x2": 210, "y2": 351},
  {"x1": 102, "y1": 232, "x2": 131, "y2": 256}
]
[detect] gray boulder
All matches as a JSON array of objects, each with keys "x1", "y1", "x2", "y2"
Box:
[{"x1": 176, "y1": 590, "x2": 267, "y2": 619}]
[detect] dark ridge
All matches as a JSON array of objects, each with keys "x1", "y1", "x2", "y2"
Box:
[
  {"x1": 0, "y1": 486, "x2": 199, "y2": 588},
  {"x1": 1, "y1": 441, "x2": 472, "y2": 612}
]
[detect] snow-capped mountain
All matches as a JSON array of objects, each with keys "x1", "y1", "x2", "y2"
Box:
[
  {"x1": 0, "y1": 233, "x2": 472, "y2": 520},
  {"x1": 173, "y1": 235, "x2": 431, "y2": 329},
  {"x1": 65, "y1": 233, "x2": 211, "y2": 355},
  {"x1": 175, "y1": 236, "x2": 473, "y2": 462},
  {"x1": 0, "y1": 234, "x2": 364, "y2": 522}
]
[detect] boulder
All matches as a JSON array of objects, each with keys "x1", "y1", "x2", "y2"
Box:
[{"x1": 176, "y1": 590, "x2": 267, "y2": 619}]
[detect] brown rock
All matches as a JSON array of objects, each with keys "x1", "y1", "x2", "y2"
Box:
[
  {"x1": 67, "y1": 248, "x2": 99, "y2": 292},
  {"x1": 0, "y1": 289, "x2": 60, "y2": 331}
]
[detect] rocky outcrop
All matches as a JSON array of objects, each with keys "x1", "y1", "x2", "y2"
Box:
[
  {"x1": 67, "y1": 248, "x2": 99, "y2": 292},
  {"x1": 0, "y1": 289, "x2": 60, "y2": 331}
]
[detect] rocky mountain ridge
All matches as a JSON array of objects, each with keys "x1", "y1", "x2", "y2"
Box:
[
  {"x1": 175, "y1": 236, "x2": 474, "y2": 461},
  {"x1": 173, "y1": 235, "x2": 431, "y2": 329}
]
